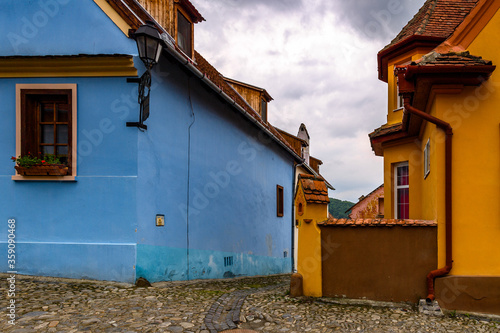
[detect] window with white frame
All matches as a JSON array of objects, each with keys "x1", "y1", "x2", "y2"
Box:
[
  {"x1": 424, "y1": 139, "x2": 430, "y2": 179},
  {"x1": 396, "y1": 81, "x2": 404, "y2": 109},
  {"x1": 394, "y1": 162, "x2": 409, "y2": 219}
]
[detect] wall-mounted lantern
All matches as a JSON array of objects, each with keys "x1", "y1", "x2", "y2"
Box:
[{"x1": 127, "y1": 21, "x2": 163, "y2": 130}]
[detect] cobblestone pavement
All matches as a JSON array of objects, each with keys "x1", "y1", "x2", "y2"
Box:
[{"x1": 1, "y1": 273, "x2": 499, "y2": 332}]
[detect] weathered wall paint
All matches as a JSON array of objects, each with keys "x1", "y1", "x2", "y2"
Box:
[
  {"x1": 436, "y1": 276, "x2": 500, "y2": 316},
  {"x1": 349, "y1": 185, "x2": 384, "y2": 219},
  {"x1": 134, "y1": 56, "x2": 294, "y2": 282}
]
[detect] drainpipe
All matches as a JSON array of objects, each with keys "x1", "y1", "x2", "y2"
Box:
[
  {"x1": 292, "y1": 162, "x2": 304, "y2": 272},
  {"x1": 404, "y1": 102, "x2": 453, "y2": 302}
]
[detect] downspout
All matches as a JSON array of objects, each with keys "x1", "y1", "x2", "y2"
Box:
[
  {"x1": 186, "y1": 77, "x2": 196, "y2": 280},
  {"x1": 292, "y1": 162, "x2": 304, "y2": 272},
  {"x1": 404, "y1": 102, "x2": 453, "y2": 302}
]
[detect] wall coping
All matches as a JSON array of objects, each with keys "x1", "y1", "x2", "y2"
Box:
[{"x1": 318, "y1": 218, "x2": 437, "y2": 227}]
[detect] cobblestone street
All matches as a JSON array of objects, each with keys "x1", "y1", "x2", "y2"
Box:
[{"x1": 1, "y1": 274, "x2": 498, "y2": 332}]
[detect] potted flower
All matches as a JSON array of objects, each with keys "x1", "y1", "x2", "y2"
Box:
[{"x1": 12, "y1": 153, "x2": 69, "y2": 176}]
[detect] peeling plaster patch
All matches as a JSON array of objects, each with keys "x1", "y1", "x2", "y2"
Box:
[
  {"x1": 208, "y1": 255, "x2": 218, "y2": 275},
  {"x1": 266, "y1": 234, "x2": 273, "y2": 256}
]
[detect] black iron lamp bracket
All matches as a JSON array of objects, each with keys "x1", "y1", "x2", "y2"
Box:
[{"x1": 126, "y1": 69, "x2": 152, "y2": 131}]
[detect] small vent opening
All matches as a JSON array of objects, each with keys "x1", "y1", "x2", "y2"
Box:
[{"x1": 224, "y1": 256, "x2": 233, "y2": 267}]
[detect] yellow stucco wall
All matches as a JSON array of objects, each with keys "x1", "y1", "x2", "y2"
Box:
[
  {"x1": 382, "y1": 139, "x2": 422, "y2": 220},
  {"x1": 381, "y1": 9, "x2": 500, "y2": 276},
  {"x1": 295, "y1": 185, "x2": 327, "y2": 297},
  {"x1": 446, "y1": 9, "x2": 500, "y2": 275}
]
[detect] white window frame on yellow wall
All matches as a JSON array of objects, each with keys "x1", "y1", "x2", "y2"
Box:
[
  {"x1": 424, "y1": 138, "x2": 430, "y2": 179},
  {"x1": 394, "y1": 162, "x2": 409, "y2": 219}
]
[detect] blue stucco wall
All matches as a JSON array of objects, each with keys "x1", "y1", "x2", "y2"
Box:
[
  {"x1": 0, "y1": 0, "x2": 295, "y2": 283},
  {"x1": 0, "y1": 0, "x2": 137, "y2": 56},
  {"x1": 0, "y1": 0, "x2": 139, "y2": 282},
  {"x1": 0, "y1": 76, "x2": 140, "y2": 283},
  {"x1": 135, "y1": 57, "x2": 294, "y2": 282}
]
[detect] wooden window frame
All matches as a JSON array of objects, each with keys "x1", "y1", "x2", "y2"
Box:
[
  {"x1": 174, "y1": 5, "x2": 194, "y2": 59},
  {"x1": 277, "y1": 185, "x2": 284, "y2": 217},
  {"x1": 261, "y1": 98, "x2": 267, "y2": 123},
  {"x1": 13, "y1": 84, "x2": 77, "y2": 181},
  {"x1": 393, "y1": 162, "x2": 409, "y2": 219}
]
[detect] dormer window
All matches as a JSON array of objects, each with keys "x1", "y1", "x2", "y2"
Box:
[
  {"x1": 172, "y1": 0, "x2": 204, "y2": 59},
  {"x1": 176, "y1": 9, "x2": 193, "y2": 57},
  {"x1": 261, "y1": 98, "x2": 267, "y2": 122}
]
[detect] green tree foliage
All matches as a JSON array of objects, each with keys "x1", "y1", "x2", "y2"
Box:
[{"x1": 328, "y1": 198, "x2": 355, "y2": 219}]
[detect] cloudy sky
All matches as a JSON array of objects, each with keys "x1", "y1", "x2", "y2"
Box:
[{"x1": 191, "y1": 0, "x2": 426, "y2": 202}]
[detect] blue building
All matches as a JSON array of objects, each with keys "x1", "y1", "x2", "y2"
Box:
[{"x1": 0, "y1": 0, "x2": 305, "y2": 283}]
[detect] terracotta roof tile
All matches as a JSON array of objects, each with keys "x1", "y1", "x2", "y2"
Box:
[
  {"x1": 369, "y1": 122, "x2": 404, "y2": 139},
  {"x1": 413, "y1": 51, "x2": 493, "y2": 66},
  {"x1": 299, "y1": 175, "x2": 329, "y2": 204},
  {"x1": 318, "y1": 217, "x2": 437, "y2": 227},
  {"x1": 382, "y1": 0, "x2": 479, "y2": 51}
]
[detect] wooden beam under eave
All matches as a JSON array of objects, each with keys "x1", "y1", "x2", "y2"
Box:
[{"x1": 0, "y1": 56, "x2": 138, "y2": 78}]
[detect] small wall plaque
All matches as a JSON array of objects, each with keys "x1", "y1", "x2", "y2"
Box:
[{"x1": 156, "y1": 214, "x2": 165, "y2": 227}]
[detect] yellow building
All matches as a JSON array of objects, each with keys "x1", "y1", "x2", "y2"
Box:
[
  {"x1": 294, "y1": 174, "x2": 330, "y2": 297},
  {"x1": 370, "y1": 0, "x2": 500, "y2": 315}
]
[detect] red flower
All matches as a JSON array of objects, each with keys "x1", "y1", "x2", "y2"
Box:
[
  {"x1": 11, "y1": 156, "x2": 16, "y2": 161},
  {"x1": 41, "y1": 160, "x2": 46, "y2": 163}
]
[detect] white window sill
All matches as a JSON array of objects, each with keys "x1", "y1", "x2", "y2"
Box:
[
  {"x1": 12, "y1": 175, "x2": 77, "y2": 181},
  {"x1": 393, "y1": 107, "x2": 404, "y2": 112}
]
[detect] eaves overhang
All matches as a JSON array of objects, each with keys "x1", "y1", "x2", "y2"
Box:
[
  {"x1": 369, "y1": 123, "x2": 408, "y2": 157},
  {"x1": 377, "y1": 35, "x2": 445, "y2": 82},
  {"x1": 174, "y1": 0, "x2": 205, "y2": 23},
  {"x1": 397, "y1": 56, "x2": 496, "y2": 137}
]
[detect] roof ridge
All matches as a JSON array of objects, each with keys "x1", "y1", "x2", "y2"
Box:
[{"x1": 416, "y1": 0, "x2": 438, "y2": 35}]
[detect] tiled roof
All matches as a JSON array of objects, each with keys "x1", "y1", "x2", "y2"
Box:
[
  {"x1": 193, "y1": 52, "x2": 297, "y2": 155},
  {"x1": 345, "y1": 184, "x2": 384, "y2": 214},
  {"x1": 382, "y1": 0, "x2": 479, "y2": 52},
  {"x1": 299, "y1": 174, "x2": 330, "y2": 204},
  {"x1": 413, "y1": 51, "x2": 493, "y2": 66},
  {"x1": 318, "y1": 218, "x2": 437, "y2": 228},
  {"x1": 369, "y1": 122, "x2": 403, "y2": 139},
  {"x1": 275, "y1": 127, "x2": 307, "y2": 157}
]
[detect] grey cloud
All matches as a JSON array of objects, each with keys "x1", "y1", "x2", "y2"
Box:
[
  {"x1": 329, "y1": 0, "x2": 425, "y2": 41},
  {"x1": 217, "y1": 0, "x2": 303, "y2": 12}
]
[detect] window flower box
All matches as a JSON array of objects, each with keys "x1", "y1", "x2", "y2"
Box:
[
  {"x1": 15, "y1": 164, "x2": 68, "y2": 176},
  {"x1": 12, "y1": 154, "x2": 69, "y2": 176}
]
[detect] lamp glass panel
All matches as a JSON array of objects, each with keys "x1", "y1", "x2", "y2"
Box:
[
  {"x1": 146, "y1": 37, "x2": 159, "y2": 63},
  {"x1": 136, "y1": 35, "x2": 147, "y2": 59},
  {"x1": 154, "y1": 43, "x2": 163, "y2": 63}
]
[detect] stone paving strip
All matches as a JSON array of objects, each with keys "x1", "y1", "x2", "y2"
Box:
[{"x1": 0, "y1": 273, "x2": 498, "y2": 332}]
